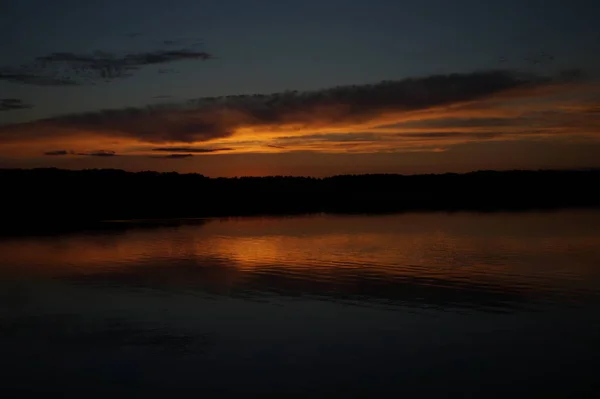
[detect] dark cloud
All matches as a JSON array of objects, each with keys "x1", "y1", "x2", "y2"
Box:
[
  {"x1": 122, "y1": 50, "x2": 212, "y2": 65},
  {"x1": 35, "y1": 49, "x2": 211, "y2": 68},
  {"x1": 393, "y1": 132, "x2": 505, "y2": 140},
  {"x1": 153, "y1": 95, "x2": 173, "y2": 99},
  {"x1": 34, "y1": 51, "x2": 138, "y2": 81},
  {"x1": 76, "y1": 150, "x2": 118, "y2": 157},
  {"x1": 392, "y1": 117, "x2": 517, "y2": 129},
  {"x1": 44, "y1": 149, "x2": 122, "y2": 157},
  {"x1": 156, "y1": 154, "x2": 194, "y2": 159},
  {"x1": 0, "y1": 69, "x2": 78, "y2": 86},
  {"x1": 44, "y1": 150, "x2": 70, "y2": 156},
  {"x1": 389, "y1": 105, "x2": 600, "y2": 133},
  {"x1": 1, "y1": 46, "x2": 213, "y2": 86},
  {"x1": 274, "y1": 131, "x2": 508, "y2": 144},
  {"x1": 151, "y1": 147, "x2": 233, "y2": 153},
  {"x1": 0, "y1": 69, "x2": 585, "y2": 144},
  {"x1": 0, "y1": 98, "x2": 33, "y2": 111},
  {"x1": 276, "y1": 133, "x2": 382, "y2": 143}
]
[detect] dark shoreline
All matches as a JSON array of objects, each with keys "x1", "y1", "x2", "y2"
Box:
[{"x1": 2, "y1": 167, "x2": 599, "y2": 236}]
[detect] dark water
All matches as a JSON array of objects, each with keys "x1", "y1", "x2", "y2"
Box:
[{"x1": 1, "y1": 210, "x2": 600, "y2": 396}]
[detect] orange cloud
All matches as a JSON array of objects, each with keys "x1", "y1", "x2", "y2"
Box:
[{"x1": 0, "y1": 69, "x2": 598, "y2": 158}]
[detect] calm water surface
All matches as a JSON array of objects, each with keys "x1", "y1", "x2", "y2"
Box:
[{"x1": 1, "y1": 210, "x2": 600, "y2": 396}]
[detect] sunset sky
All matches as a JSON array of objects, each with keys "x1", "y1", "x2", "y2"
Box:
[{"x1": 1, "y1": 0, "x2": 599, "y2": 176}]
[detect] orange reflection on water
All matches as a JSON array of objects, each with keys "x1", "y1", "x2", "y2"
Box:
[{"x1": 1, "y1": 211, "x2": 600, "y2": 305}]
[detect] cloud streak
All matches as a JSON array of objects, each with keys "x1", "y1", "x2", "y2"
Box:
[
  {"x1": 42, "y1": 149, "x2": 119, "y2": 157},
  {"x1": 0, "y1": 70, "x2": 565, "y2": 136},
  {"x1": 155, "y1": 153, "x2": 194, "y2": 159},
  {"x1": 0, "y1": 68, "x2": 597, "y2": 157},
  {"x1": 43, "y1": 150, "x2": 70, "y2": 156},
  {"x1": 76, "y1": 150, "x2": 118, "y2": 157},
  {"x1": 1, "y1": 46, "x2": 213, "y2": 86},
  {"x1": 0, "y1": 69, "x2": 78, "y2": 86},
  {"x1": 151, "y1": 147, "x2": 233, "y2": 153}
]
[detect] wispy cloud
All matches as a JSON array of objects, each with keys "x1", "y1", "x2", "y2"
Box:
[
  {"x1": 0, "y1": 46, "x2": 213, "y2": 86},
  {"x1": 0, "y1": 69, "x2": 78, "y2": 86},
  {"x1": 0, "y1": 70, "x2": 562, "y2": 136},
  {"x1": 43, "y1": 150, "x2": 70, "y2": 156},
  {"x1": 0, "y1": 68, "x2": 597, "y2": 157},
  {"x1": 154, "y1": 153, "x2": 194, "y2": 159},
  {"x1": 42, "y1": 149, "x2": 119, "y2": 157},
  {"x1": 0, "y1": 98, "x2": 33, "y2": 111},
  {"x1": 76, "y1": 150, "x2": 118, "y2": 157},
  {"x1": 151, "y1": 147, "x2": 233, "y2": 153}
]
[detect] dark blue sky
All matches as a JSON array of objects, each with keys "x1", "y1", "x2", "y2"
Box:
[{"x1": 2, "y1": 0, "x2": 599, "y2": 123}]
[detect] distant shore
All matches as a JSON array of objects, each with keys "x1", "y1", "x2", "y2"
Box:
[{"x1": 2, "y1": 167, "x2": 599, "y2": 235}]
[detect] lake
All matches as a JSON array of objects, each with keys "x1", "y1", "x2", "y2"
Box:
[{"x1": 1, "y1": 210, "x2": 600, "y2": 396}]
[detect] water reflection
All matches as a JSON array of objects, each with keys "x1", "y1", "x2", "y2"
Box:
[
  {"x1": 2, "y1": 211, "x2": 600, "y2": 395},
  {"x1": 1, "y1": 211, "x2": 599, "y2": 312}
]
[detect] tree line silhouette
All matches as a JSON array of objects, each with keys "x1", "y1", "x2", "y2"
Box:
[{"x1": 1, "y1": 168, "x2": 599, "y2": 233}]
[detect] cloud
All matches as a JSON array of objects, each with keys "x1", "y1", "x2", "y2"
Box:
[
  {"x1": 267, "y1": 131, "x2": 507, "y2": 153},
  {"x1": 0, "y1": 98, "x2": 33, "y2": 112},
  {"x1": 43, "y1": 150, "x2": 70, "y2": 156},
  {"x1": 1, "y1": 47, "x2": 213, "y2": 86},
  {"x1": 1, "y1": 69, "x2": 571, "y2": 140},
  {"x1": 386, "y1": 117, "x2": 516, "y2": 130},
  {"x1": 0, "y1": 70, "x2": 78, "y2": 86},
  {"x1": 151, "y1": 147, "x2": 233, "y2": 153},
  {"x1": 121, "y1": 50, "x2": 212, "y2": 65},
  {"x1": 275, "y1": 133, "x2": 382, "y2": 143},
  {"x1": 0, "y1": 68, "x2": 596, "y2": 157},
  {"x1": 155, "y1": 153, "x2": 194, "y2": 159},
  {"x1": 76, "y1": 150, "x2": 117, "y2": 157},
  {"x1": 43, "y1": 149, "x2": 120, "y2": 157},
  {"x1": 394, "y1": 132, "x2": 505, "y2": 140}
]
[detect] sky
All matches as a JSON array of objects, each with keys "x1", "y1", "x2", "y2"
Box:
[{"x1": 1, "y1": 0, "x2": 599, "y2": 176}]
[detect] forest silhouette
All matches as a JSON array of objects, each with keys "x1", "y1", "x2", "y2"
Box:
[{"x1": 2, "y1": 167, "x2": 599, "y2": 233}]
